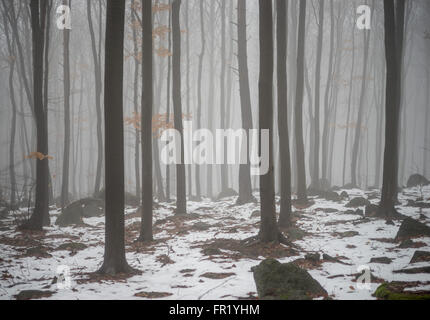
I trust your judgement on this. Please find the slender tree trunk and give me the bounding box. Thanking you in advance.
[276,0,292,227]
[294,0,308,203]
[321,1,335,183]
[87,1,103,196]
[195,0,205,201]
[139,0,153,242]
[172,0,186,214]
[342,20,356,187]
[61,0,71,209]
[311,0,325,190]
[378,0,405,219]
[185,0,192,197]
[351,29,371,187]
[131,1,141,203]
[236,0,255,205]
[258,0,279,243]
[2,9,17,208]
[165,0,172,201]
[22,0,50,230]
[219,0,228,193]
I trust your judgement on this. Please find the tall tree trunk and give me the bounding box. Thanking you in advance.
[351,27,371,187]
[321,1,335,183]
[87,1,103,197]
[294,0,308,203]
[131,1,141,203]
[424,69,430,178]
[61,0,71,209]
[342,20,356,187]
[3,9,17,207]
[185,0,192,197]
[165,0,172,201]
[22,0,50,230]
[258,0,279,243]
[139,0,153,242]
[378,0,405,219]
[98,0,133,275]
[311,0,325,190]
[195,0,205,201]
[219,0,228,193]
[172,0,186,215]
[276,0,292,227]
[236,0,255,205]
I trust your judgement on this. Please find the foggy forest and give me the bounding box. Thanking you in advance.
[0,0,430,301]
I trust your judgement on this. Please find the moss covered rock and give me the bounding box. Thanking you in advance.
[374,283,430,300]
[252,259,327,300]
[345,197,370,208]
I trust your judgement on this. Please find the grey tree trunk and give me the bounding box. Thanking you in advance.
[87,1,103,197]
[172,0,187,214]
[258,0,279,243]
[311,0,325,190]
[294,0,308,203]
[236,0,255,205]
[276,0,292,227]
[139,0,154,242]
[61,0,71,209]
[98,0,133,275]
[378,0,405,218]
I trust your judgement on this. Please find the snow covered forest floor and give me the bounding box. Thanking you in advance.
[1,186,430,300]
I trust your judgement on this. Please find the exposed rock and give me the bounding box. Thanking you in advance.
[398,239,426,249]
[202,247,222,256]
[374,282,430,300]
[56,198,103,227]
[409,251,430,264]
[81,199,104,218]
[192,222,212,231]
[56,242,87,252]
[315,208,338,213]
[393,266,430,274]
[305,253,320,262]
[217,188,238,200]
[322,191,342,202]
[395,217,430,241]
[345,197,370,208]
[370,257,393,264]
[252,259,328,300]
[406,174,429,188]
[25,246,52,258]
[134,291,173,299]
[250,210,260,218]
[15,290,55,300]
[332,231,360,238]
[340,191,349,200]
[407,199,430,209]
[200,272,235,279]
[365,204,379,217]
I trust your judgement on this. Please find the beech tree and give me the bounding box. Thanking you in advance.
[98,0,133,275]
[139,0,153,242]
[377,0,405,219]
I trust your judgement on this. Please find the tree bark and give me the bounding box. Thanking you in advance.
[139,0,153,242]
[98,0,133,275]
[236,0,255,205]
[378,0,405,219]
[276,0,292,227]
[61,0,71,209]
[294,0,308,203]
[172,0,186,214]
[258,0,279,242]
